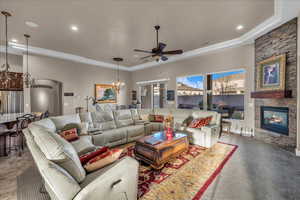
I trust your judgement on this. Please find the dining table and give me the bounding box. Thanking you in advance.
[0,113,31,156]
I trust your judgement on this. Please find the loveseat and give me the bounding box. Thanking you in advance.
[24,108,220,200]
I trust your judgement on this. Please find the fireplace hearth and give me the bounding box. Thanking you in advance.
[261,106,289,135]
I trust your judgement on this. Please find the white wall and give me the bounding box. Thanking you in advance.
[23,54,132,115]
[132,44,255,128]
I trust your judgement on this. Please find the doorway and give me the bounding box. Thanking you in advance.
[139,82,166,109]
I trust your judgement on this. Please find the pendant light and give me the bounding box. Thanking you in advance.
[23,34,34,88]
[0,11,13,84]
[112,57,125,93]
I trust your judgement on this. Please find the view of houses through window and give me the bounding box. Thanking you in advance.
[177,75,204,109]
[176,69,246,120]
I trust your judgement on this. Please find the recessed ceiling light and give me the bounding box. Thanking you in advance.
[71,25,79,31]
[134,54,139,58]
[236,25,244,30]
[25,21,39,28]
[11,38,18,43]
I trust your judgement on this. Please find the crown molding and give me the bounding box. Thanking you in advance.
[2,0,300,72]
[130,0,300,71]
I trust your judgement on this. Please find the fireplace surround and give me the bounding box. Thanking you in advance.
[260,106,289,135]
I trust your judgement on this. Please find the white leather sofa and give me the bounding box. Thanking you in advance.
[24,108,220,200]
[24,118,139,200]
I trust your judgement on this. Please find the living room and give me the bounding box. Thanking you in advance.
[1,0,300,200]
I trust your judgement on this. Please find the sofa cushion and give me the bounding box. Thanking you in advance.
[114,110,134,128]
[130,109,141,121]
[50,114,81,131]
[102,127,127,143]
[31,118,56,132]
[28,125,86,183]
[79,112,94,129]
[125,125,144,138]
[138,109,153,121]
[71,135,96,156]
[91,111,116,131]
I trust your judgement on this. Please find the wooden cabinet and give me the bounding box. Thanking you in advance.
[0,72,23,91]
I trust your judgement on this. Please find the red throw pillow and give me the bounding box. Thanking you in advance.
[188,116,212,129]
[84,148,123,172]
[154,115,164,122]
[79,146,109,165]
[59,128,79,142]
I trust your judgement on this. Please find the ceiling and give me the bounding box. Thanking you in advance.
[0,0,274,67]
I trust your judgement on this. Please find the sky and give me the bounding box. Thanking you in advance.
[177,75,204,89]
[177,69,245,89]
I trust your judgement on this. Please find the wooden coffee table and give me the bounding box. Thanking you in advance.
[134,132,189,169]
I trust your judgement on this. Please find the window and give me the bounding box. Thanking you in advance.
[209,70,246,119]
[176,75,204,109]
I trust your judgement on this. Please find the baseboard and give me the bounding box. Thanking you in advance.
[295,148,300,156]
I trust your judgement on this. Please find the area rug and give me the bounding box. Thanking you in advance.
[120,142,238,200]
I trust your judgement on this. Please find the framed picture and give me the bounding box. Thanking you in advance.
[256,54,286,91]
[95,84,117,103]
[167,90,175,101]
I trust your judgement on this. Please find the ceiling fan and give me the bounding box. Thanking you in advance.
[134,25,183,62]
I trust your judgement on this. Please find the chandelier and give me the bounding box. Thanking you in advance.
[112,57,125,93]
[23,34,34,88]
[0,11,14,84]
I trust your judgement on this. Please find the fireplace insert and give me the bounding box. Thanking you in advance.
[260,106,289,135]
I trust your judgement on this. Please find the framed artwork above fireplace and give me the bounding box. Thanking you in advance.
[256,54,286,91]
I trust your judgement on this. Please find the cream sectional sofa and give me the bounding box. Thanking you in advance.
[24,108,220,200]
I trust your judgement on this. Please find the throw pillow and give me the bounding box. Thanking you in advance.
[84,149,123,172]
[61,123,82,134]
[149,115,164,122]
[189,116,213,129]
[59,128,79,142]
[148,114,155,122]
[79,146,109,165]
[182,116,194,127]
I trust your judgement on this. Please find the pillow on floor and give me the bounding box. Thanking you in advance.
[79,146,109,165]
[84,149,123,172]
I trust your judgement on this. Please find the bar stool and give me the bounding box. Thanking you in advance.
[0,125,10,156]
[8,116,30,156]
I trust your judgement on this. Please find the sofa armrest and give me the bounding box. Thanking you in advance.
[202,124,220,137]
[74,157,139,200]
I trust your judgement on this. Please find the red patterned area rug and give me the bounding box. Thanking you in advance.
[119,142,238,200]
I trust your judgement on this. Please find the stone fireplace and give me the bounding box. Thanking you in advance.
[254,18,297,149]
[260,106,289,136]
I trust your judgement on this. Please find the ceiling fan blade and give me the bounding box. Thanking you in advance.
[161,56,168,61]
[134,49,152,53]
[140,55,154,60]
[158,42,167,51]
[162,50,183,55]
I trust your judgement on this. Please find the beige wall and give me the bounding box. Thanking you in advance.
[0,53,23,72]
[132,44,255,127]
[24,54,132,115]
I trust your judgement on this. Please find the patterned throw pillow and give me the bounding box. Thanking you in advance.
[79,146,109,165]
[59,128,79,142]
[188,116,213,129]
[61,123,82,134]
[84,149,123,172]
